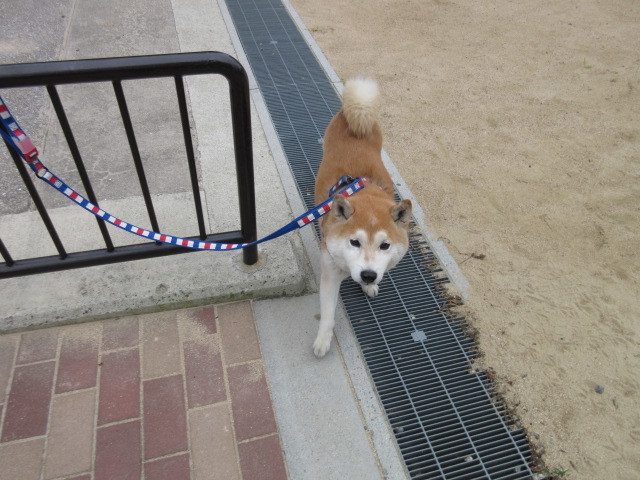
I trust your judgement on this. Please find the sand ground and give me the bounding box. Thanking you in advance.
[291,1,640,478]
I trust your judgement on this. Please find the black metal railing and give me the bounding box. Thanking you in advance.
[0,51,258,278]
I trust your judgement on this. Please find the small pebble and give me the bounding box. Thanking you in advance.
[595,385,604,394]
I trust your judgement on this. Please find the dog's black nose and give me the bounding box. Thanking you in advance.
[360,270,377,285]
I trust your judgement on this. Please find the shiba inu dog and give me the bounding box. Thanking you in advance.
[313,78,413,357]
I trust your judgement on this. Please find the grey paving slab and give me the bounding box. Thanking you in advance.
[253,294,383,480]
[62,0,179,60]
[37,79,193,209]
[0,1,72,66]
[1,0,191,214]
[0,0,71,213]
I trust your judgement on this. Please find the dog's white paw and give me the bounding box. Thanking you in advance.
[362,284,379,298]
[313,331,332,357]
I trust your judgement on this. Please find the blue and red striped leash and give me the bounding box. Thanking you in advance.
[0,95,366,251]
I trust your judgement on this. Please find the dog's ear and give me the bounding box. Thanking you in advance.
[332,195,354,221]
[391,199,412,227]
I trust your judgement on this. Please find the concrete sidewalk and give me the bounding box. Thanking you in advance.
[0,1,408,479]
[0,0,312,331]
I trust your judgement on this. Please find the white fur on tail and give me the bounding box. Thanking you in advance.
[342,78,379,138]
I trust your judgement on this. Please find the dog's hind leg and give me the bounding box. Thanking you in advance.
[313,251,344,357]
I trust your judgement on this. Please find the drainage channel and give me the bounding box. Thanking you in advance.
[224,0,540,478]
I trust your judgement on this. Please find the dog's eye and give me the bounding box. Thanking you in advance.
[380,241,390,251]
[350,239,361,248]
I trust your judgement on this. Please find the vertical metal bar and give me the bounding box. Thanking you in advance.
[0,237,14,266]
[174,75,206,239]
[112,80,160,234]
[2,136,67,259]
[47,85,115,251]
[227,70,258,265]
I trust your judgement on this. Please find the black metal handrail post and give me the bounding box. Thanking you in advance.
[227,65,258,265]
[175,75,208,241]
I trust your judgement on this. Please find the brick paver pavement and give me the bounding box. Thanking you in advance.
[0,301,288,480]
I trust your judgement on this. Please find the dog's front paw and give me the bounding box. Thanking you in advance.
[362,284,379,298]
[313,331,333,357]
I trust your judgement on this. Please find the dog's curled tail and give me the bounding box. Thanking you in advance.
[342,77,379,138]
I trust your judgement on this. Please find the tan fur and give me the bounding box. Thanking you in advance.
[321,190,410,246]
[315,96,410,247]
[341,77,379,138]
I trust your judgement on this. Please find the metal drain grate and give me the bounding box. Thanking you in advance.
[225,0,540,478]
